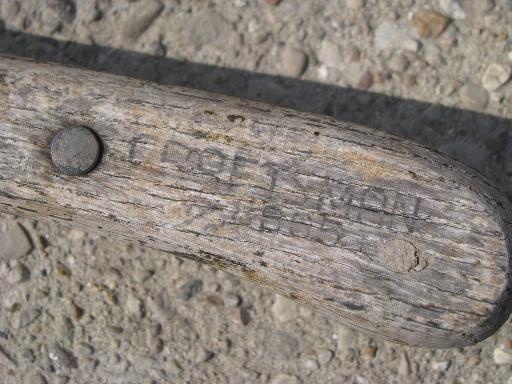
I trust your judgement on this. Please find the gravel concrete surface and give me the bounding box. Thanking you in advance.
[0,1,511,383]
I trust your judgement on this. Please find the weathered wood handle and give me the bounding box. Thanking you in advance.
[0,56,511,348]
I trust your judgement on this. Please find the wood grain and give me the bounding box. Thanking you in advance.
[0,56,511,347]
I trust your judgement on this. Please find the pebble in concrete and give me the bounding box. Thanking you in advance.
[280,46,308,77]
[271,294,299,322]
[459,83,489,109]
[0,222,32,260]
[482,63,511,91]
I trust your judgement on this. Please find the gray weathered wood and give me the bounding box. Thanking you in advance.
[0,56,511,348]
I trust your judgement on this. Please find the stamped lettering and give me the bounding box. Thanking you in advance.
[125,134,425,248]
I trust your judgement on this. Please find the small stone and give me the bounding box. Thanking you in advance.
[2,1,20,19]
[473,0,495,13]
[318,40,344,69]
[271,294,299,322]
[22,348,35,363]
[58,316,74,344]
[0,222,32,260]
[440,31,458,46]
[196,348,214,363]
[85,4,102,23]
[75,343,94,358]
[108,354,129,374]
[147,290,176,321]
[55,263,72,278]
[270,374,299,384]
[0,261,7,277]
[459,83,489,109]
[28,373,48,384]
[265,0,281,5]
[104,267,122,289]
[121,0,163,41]
[374,21,403,51]
[223,293,241,308]
[178,279,203,301]
[317,65,329,80]
[356,71,373,90]
[346,0,365,9]
[347,45,361,62]
[404,74,417,88]
[147,337,164,355]
[496,32,509,42]
[184,9,233,50]
[133,269,155,283]
[299,306,313,317]
[147,323,162,338]
[55,376,70,384]
[49,344,78,370]
[7,262,30,284]
[280,46,308,77]
[47,0,76,23]
[467,352,481,368]
[205,294,224,307]
[227,307,251,326]
[494,346,512,365]
[302,358,320,371]
[67,229,85,241]
[336,324,358,350]
[9,302,21,313]
[316,348,334,365]
[92,283,112,301]
[71,302,84,321]
[108,325,124,334]
[439,78,462,96]
[411,10,451,39]
[398,353,411,375]
[424,44,442,67]
[361,346,377,360]
[125,294,144,318]
[387,54,409,73]
[168,358,182,373]
[372,71,386,85]
[439,0,467,19]
[482,63,511,91]
[432,360,451,371]
[462,0,495,15]
[246,18,269,45]
[15,308,41,329]
[0,345,17,369]
[402,38,421,53]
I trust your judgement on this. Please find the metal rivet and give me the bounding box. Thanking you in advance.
[50,126,102,176]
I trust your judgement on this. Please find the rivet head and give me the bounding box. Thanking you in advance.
[50,127,102,176]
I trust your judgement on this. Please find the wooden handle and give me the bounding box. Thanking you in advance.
[0,56,511,348]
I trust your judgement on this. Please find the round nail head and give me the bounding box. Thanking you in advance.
[51,126,102,176]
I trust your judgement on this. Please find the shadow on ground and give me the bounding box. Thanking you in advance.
[1,28,510,199]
